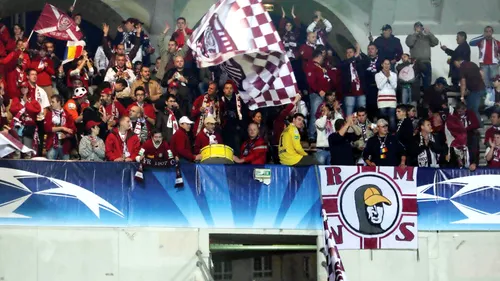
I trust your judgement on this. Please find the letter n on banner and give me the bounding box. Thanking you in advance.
[319,165,418,250]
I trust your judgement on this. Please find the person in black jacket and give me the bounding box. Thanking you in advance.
[370,24,404,70]
[409,119,447,167]
[364,118,406,167]
[440,31,471,89]
[362,43,383,119]
[161,55,198,116]
[339,44,369,116]
[328,116,358,165]
[395,104,415,149]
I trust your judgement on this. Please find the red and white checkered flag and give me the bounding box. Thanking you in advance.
[187,0,298,110]
[322,208,349,281]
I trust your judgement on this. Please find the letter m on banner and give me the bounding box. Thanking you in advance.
[33,4,83,41]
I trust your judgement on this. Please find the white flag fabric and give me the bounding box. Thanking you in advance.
[0,133,34,158]
[322,208,349,281]
[187,0,298,110]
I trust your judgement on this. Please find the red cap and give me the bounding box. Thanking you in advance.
[492,74,500,82]
[101,87,113,95]
[19,81,29,88]
[168,81,179,89]
[85,121,101,131]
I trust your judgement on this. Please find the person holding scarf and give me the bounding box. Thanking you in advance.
[191,81,220,135]
[128,105,148,143]
[315,103,338,165]
[279,5,301,60]
[339,43,367,117]
[194,115,223,154]
[104,54,136,85]
[44,95,76,160]
[233,123,267,165]
[220,80,247,155]
[409,119,446,167]
[105,116,141,162]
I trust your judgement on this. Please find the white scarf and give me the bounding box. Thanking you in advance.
[119,131,130,158]
[350,62,361,91]
[131,119,144,136]
[478,37,499,64]
[204,128,218,144]
[417,133,438,167]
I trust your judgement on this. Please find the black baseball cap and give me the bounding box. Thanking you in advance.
[381,24,392,31]
[435,77,448,86]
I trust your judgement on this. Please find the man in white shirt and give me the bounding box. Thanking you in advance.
[306,11,332,46]
[27,68,50,155]
[104,54,136,85]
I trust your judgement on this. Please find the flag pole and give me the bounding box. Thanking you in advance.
[27,30,35,42]
[72,0,78,8]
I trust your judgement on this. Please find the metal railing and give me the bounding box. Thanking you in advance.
[196,250,214,281]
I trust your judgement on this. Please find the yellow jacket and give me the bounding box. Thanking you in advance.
[278,124,307,165]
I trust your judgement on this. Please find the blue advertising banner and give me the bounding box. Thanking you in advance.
[0,160,322,229]
[417,168,500,231]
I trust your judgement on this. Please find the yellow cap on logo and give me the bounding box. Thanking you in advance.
[364,187,392,206]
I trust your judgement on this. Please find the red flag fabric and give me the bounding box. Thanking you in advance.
[187,0,298,110]
[33,4,83,41]
[0,133,34,158]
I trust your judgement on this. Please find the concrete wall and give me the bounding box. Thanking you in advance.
[1,227,500,281]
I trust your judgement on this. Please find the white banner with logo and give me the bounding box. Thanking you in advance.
[319,165,418,250]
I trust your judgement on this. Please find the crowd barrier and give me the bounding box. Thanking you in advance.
[0,160,499,231]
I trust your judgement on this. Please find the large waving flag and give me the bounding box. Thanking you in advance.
[63,41,86,64]
[322,208,349,281]
[0,133,34,158]
[187,0,298,110]
[33,4,83,41]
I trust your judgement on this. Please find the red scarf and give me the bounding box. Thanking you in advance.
[166,108,178,134]
[196,94,220,135]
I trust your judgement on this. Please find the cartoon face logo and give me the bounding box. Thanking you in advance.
[339,174,400,237]
[355,185,392,235]
[57,14,73,31]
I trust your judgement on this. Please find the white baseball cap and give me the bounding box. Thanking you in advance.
[179,116,194,124]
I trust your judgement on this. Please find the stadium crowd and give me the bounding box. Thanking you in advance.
[0,5,499,170]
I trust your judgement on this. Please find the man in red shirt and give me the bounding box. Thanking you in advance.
[170,116,202,162]
[299,32,318,73]
[455,57,486,124]
[105,116,141,161]
[194,115,223,154]
[30,47,55,99]
[233,123,268,165]
[100,87,127,129]
[171,17,193,48]
[485,111,500,146]
[485,131,500,167]
[137,130,173,162]
[1,40,30,99]
[127,86,156,130]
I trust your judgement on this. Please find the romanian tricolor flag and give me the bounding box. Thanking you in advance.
[63,40,86,64]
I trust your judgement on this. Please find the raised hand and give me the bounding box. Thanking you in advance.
[117,25,123,33]
[102,23,109,35]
